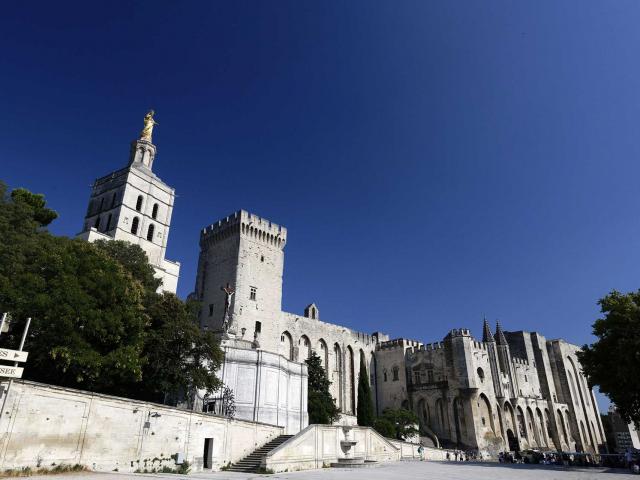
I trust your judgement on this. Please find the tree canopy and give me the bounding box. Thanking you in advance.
[306,351,340,424]
[578,290,640,427]
[374,408,419,440]
[356,355,375,427]
[0,182,223,402]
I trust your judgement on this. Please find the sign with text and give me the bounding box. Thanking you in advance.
[0,348,28,363]
[0,366,23,379]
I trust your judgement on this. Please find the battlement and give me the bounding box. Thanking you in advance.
[448,328,472,338]
[200,210,288,249]
[418,342,445,351]
[512,357,529,366]
[378,338,422,351]
[472,341,488,350]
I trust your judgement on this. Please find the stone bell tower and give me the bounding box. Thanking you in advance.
[78,111,180,293]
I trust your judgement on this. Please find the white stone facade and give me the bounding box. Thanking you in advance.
[194,344,308,434]
[78,137,180,293]
[194,210,390,419]
[373,322,607,457]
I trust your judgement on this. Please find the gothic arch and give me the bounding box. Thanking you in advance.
[346,346,355,414]
[453,397,466,446]
[280,331,293,361]
[333,343,343,410]
[536,408,547,446]
[317,338,328,372]
[131,216,139,235]
[526,406,539,446]
[370,352,378,415]
[435,397,448,437]
[557,409,569,444]
[478,393,494,434]
[568,356,596,451]
[136,195,143,212]
[299,335,311,361]
[516,406,527,440]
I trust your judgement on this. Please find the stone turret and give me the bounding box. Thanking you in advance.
[482,319,494,343]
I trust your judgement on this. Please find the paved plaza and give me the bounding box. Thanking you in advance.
[32,461,638,480]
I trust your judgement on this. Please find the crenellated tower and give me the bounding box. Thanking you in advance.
[194,210,287,340]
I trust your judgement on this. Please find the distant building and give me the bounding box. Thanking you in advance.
[77,112,180,293]
[601,407,640,453]
[375,323,607,456]
[194,210,605,453]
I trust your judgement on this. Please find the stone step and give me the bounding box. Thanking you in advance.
[229,434,296,472]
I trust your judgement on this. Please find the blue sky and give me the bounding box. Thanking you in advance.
[1,2,638,407]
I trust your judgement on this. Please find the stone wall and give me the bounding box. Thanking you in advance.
[264,425,399,473]
[0,381,283,472]
[194,344,308,434]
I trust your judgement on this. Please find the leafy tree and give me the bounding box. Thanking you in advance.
[374,408,419,440]
[356,355,375,426]
[306,351,340,424]
[93,239,161,293]
[578,290,640,427]
[0,182,223,402]
[0,184,147,391]
[373,417,396,438]
[132,294,223,403]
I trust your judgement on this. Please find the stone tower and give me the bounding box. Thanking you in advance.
[194,210,287,343]
[78,112,180,293]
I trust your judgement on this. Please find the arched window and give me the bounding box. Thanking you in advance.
[477,367,485,382]
[299,335,311,361]
[280,331,293,361]
[392,366,400,381]
[152,203,158,219]
[99,197,104,211]
[147,224,155,241]
[111,192,117,208]
[136,195,143,212]
[94,216,101,229]
[131,217,139,235]
[106,213,112,231]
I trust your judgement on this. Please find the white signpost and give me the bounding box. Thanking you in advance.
[0,348,28,363]
[0,366,23,379]
[0,314,30,380]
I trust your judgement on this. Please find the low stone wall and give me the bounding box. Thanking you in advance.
[0,381,283,472]
[264,425,399,473]
[389,440,454,461]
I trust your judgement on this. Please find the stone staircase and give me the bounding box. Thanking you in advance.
[227,434,294,473]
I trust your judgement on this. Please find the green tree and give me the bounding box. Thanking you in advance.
[93,239,161,293]
[578,290,640,427]
[356,355,375,426]
[374,408,419,440]
[0,184,147,391]
[306,351,340,424]
[0,183,223,402]
[134,294,224,403]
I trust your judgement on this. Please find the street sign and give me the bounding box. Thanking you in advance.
[0,348,28,363]
[0,366,23,379]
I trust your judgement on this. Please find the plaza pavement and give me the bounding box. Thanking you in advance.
[29,461,638,480]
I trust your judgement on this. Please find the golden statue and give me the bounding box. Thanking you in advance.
[140,110,158,142]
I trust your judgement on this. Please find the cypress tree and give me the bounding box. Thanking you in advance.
[357,355,375,426]
[306,352,339,424]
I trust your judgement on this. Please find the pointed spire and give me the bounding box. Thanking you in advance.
[482,318,494,343]
[494,321,508,346]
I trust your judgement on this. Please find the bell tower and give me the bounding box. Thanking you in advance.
[78,111,180,293]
